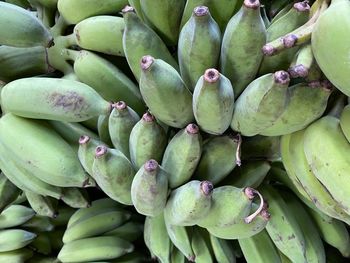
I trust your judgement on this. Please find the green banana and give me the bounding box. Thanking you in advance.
[140,0,185,45]
[33,0,57,9]
[240,135,281,161]
[0,248,33,263]
[58,236,134,263]
[21,215,54,232]
[170,246,186,263]
[139,55,193,128]
[102,221,143,242]
[61,187,90,208]
[0,45,52,82]
[65,49,145,115]
[238,229,281,263]
[282,190,326,263]
[259,1,310,74]
[194,135,239,185]
[0,114,90,187]
[178,6,221,91]
[47,228,65,252]
[220,0,266,95]
[144,213,172,263]
[131,159,168,216]
[311,0,350,96]
[122,6,178,81]
[0,229,36,252]
[5,0,31,8]
[303,115,350,214]
[78,135,105,176]
[0,205,35,229]
[307,207,350,258]
[92,145,135,205]
[52,206,76,227]
[128,0,144,21]
[108,101,140,159]
[209,234,236,263]
[1,77,112,122]
[97,114,112,146]
[57,0,128,24]
[340,104,350,142]
[191,227,213,263]
[129,112,167,170]
[288,43,314,78]
[164,180,213,226]
[63,208,131,243]
[29,232,52,255]
[161,123,202,188]
[0,2,53,47]
[25,191,58,218]
[260,81,332,136]
[49,120,99,145]
[230,71,290,136]
[222,161,271,188]
[0,173,20,213]
[68,16,125,56]
[259,184,307,263]
[270,2,293,24]
[193,68,234,134]
[267,0,290,18]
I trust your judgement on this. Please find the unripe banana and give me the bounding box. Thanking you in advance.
[0,205,35,229]
[140,0,185,45]
[164,180,213,226]
[0,229,36,252]
[128,0,144,20]
[260,81,332,136]
[340,104,350,142]
[131,159,168,216]
[231,71,290,136]
[193,69,234,134]
[29,232,52,255]
[58,236,134,263]
[0,2,53,47]
[288,43,314,78]
[0,114,90,187]
[139,55,193,128]
[1,77,112,122]
[108,101,140,158]
[238,229,281,263]
[92,145,135,205]
[220,0,266,95]
[69,16,125,56]
[25,191,58,218]
[78,135,105,176]
[52,206,76,227]
[209,234,236,263]
[0,248,33,263]
[66,50,145,115]
[178,6,221,91]
[97,114,112,146]
[0,45,52,82]
[144,213,172,263]
[170,247,186,263]
[122,6,178,81]
[61,187,90,208]
[102,221,143,242]
[0,173,20,213]
[57,0,128,24]
[5,0,31,8]
[191,227,213,263]
[129,112,167,170]
[22,215,54,232]
[194,135,239,185]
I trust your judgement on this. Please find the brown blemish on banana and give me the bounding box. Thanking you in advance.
[48,91,85,111]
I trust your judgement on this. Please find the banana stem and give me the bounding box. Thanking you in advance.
[61,48,79,61]
[50,15,68,37]
[61,34,77,48]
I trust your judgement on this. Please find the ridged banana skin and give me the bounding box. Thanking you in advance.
[58,236,134,263]
[0,45,51,82]
[1,77,111,122]
[122,9,178,81]
[0,114,89,187]
[0,229,36,252]
[303,116,350,214]
[231,72,289,136]
[139,57,193,128]
[178,7,221,91]
[282,131,350,224]
[57,0,128,24]
[238,229,281,263]
[340,104,350,142]
[144,214,172,263]
[25,191,58,218]
[0,173,20,213]
[220,0,266,96]
[92,147,135,205]
[61,187,90,208]
[261,83,331,136]
[312,0,350,96]
[140,0,185,45]
[260,185,307,263]
[0,2,52,47]
[73,16,125,56]
[282,192,326,263]
[0,248,33,263]
[72,50,145,115]
[63,209,131,243]
[0,205,35,229]
[307,207,350,258]
[191,227,213,263]
[209,234,236,263]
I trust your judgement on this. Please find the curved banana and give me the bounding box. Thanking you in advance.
[21,215,54,232]
[191,227,213,263]
[97,114,112,146]
[78,135,105,176]
[209,234,236,263]
[102,221,143,242]
[25,191,58,218]
[165,223,194,261]
[0,248,33,262]
[0,229,36,252]
[29,232,52,255]
[61,187,90,208]
[0,205,35,229]
[0,173,20,213]
[288,43,314,78]
[340,104,350,142]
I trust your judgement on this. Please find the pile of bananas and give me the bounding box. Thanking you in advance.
[0,0,350,262]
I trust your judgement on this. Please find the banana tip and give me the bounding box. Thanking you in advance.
[204,68,220,83]
[142,111,155,122]
[200,180,214,196]
[194,6,209,16]
[79,135,90,145]
[283,34,297,48]
[293,1,310,12]
[186,123,199,134]
[112,101,127,111]
[95,145,108,157]
[140,55,154,70]
[262,44,276,56]
[244,0,261,9]
[144,159,159,172]
[274,70,290,85]
[122,5,134,13]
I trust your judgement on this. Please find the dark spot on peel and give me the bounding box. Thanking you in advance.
[288,234,295,240]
